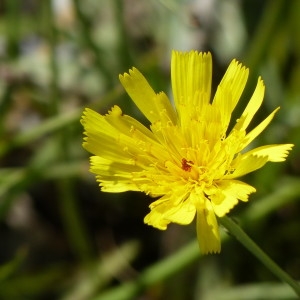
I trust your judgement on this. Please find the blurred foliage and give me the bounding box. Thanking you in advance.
[0,0,299,299]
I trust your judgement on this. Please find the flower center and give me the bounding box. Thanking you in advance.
[181,158,194,172]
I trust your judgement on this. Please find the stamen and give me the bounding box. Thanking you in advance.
[181,158,194,172]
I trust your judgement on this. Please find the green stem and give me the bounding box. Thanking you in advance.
[219,216,300,297]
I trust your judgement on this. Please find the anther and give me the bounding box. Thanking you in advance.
[181,158,194,172]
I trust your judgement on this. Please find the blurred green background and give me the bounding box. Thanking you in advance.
[0,0,299,299]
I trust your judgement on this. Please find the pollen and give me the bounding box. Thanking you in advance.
[181,158,194,172]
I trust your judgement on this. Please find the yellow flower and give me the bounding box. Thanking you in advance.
[81,50,293,254]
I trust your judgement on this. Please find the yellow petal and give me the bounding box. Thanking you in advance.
[145,193,196,229]
[241,107,280,149]
[171,51,212,108]
[82,107,168,167]
[153,92,177,125]
[210,180,256,217]
[97,178,139,193]
[90,156,141,175]
[241,144,294,162]
[225,154,269,179]
[164,201,196,225]
[196,200,221,254]
[144,209,170,230]
[81,107,113,139]
[212,59,249,131]
[89,156,142,192]
[234,77,265,132]
[119,68,157,122]
[119,68,176,124]
[226,143,293,179]
[105,106,156,139]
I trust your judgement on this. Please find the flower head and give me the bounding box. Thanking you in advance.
[81,51,293,254]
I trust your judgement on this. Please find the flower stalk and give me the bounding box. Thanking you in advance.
[219,216,300,297]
